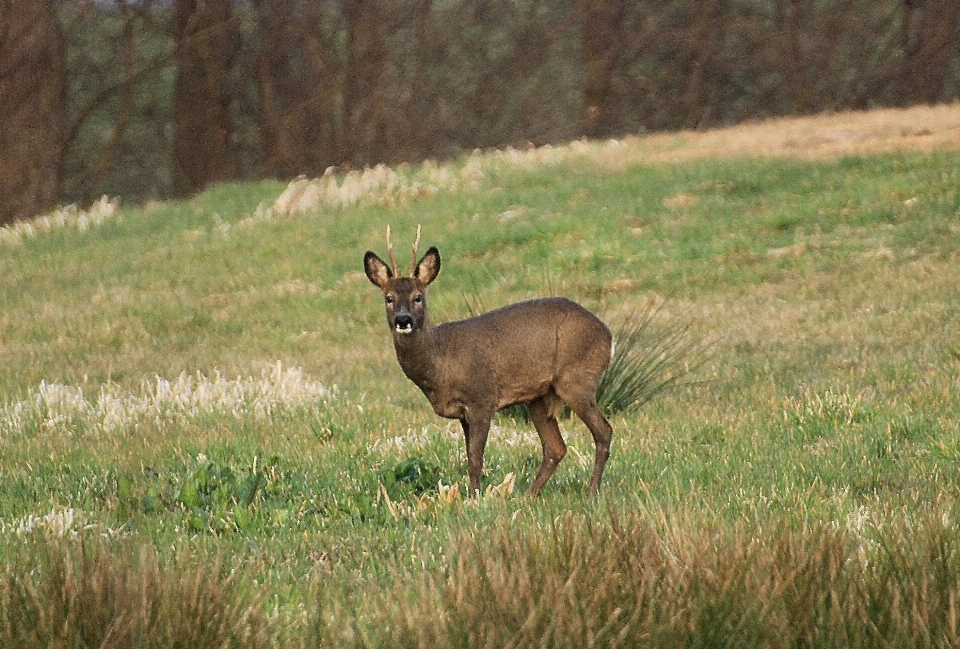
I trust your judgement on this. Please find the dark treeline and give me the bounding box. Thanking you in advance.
[2,0,959,224]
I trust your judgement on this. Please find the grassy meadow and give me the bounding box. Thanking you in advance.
[2,104,960,647]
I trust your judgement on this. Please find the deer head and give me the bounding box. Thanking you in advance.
[363,225,440,336]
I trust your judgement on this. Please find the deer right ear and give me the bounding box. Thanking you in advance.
[364,251,393,289]
[414,247,441,286]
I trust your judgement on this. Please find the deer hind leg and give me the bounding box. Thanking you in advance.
[526,391,567,497]
[556,380,612,494]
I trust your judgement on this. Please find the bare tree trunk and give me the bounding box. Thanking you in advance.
[399,0,433,159]
[254,0,304,178]
[171,0,233,197]
[0,0,66,224]
[253,0,341,178]
[581,0,623,138]
[679,0,721,129]
[898,0,960,105]
[342,0,389,166]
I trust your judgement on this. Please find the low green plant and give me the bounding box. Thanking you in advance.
[377,456,445,498]
[174,458,269,533]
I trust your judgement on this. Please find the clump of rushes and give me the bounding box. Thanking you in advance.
[597,297,714,416]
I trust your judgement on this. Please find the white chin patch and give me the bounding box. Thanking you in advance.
[395,324,413,334]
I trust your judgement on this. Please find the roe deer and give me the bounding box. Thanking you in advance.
[364,226,614,496]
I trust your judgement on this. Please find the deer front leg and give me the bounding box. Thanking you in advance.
[463,410,492,497]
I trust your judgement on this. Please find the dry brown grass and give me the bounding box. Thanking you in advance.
[0,536,269,649]
[608,102,960,168]
[311,509,960,649]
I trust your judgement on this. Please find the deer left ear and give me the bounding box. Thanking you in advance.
[414,247,441,285]
[364,251,393,289]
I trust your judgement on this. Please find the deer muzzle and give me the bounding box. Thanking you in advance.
[394,314,414,334]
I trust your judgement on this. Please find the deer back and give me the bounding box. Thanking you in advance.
[408,297,613,414]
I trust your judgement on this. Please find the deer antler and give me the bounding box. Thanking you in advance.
[386,224,399,276]
[408,224,422,275]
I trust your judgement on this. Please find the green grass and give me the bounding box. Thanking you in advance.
[2,137,960,647]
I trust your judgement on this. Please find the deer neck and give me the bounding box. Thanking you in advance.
[392,318,442,391]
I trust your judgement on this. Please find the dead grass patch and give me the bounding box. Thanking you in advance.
[605,102,960,169]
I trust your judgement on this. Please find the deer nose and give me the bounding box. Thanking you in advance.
[394,314,414,334]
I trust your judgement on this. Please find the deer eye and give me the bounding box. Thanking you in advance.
[385,295,395,305]
[413,294,423,304]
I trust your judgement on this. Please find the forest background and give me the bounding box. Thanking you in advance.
[2,0,960,225]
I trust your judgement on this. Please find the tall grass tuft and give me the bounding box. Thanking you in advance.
[0,535,269,649]
[597,298,714,415]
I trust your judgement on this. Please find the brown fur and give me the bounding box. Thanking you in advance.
[364,241,613,496]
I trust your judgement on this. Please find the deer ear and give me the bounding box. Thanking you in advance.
[364,251,393,288]
[414,247,441,285]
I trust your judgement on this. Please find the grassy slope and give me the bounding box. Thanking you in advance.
[1,104,960,646]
